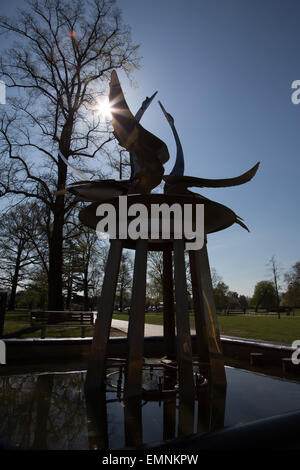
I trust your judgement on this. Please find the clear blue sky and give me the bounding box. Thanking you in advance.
[1,0,300,296]
[120,0,300,296]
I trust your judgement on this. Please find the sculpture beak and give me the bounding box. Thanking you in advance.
[158,100,167,116]
[158,100,173,124]
[147,90,158,104]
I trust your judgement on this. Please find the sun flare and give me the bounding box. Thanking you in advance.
[94,96,112,121]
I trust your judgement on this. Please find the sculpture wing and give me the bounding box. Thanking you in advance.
[130,90,158,180]
[164,162,260,190]
[66,179,131,202]
[158,101,185,176]
[109,71,169,193]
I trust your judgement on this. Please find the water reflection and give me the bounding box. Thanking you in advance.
[1,366,300,450]
[0,372,88,449]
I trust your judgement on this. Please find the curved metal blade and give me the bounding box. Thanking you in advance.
[164,162,260,189]
[109,70,169,193]
[135,90,158,122]
[130,91,158,179]
[158,100,184,176]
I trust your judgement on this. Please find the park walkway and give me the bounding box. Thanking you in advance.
[111,318,166,336]
[110,318,289,346]
[111,318,196,337]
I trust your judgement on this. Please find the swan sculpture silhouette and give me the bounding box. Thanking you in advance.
[156,100,259,231]
[63,70,259,233]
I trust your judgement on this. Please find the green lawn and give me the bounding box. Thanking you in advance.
[113,312,300,344]
[3,310,300,344]
[218,315,300,344]
[2,310,123,339]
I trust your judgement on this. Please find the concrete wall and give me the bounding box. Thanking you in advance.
[1,335,298,379]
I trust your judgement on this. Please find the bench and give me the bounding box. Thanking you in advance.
[224,309,247,315]
[30,310,95,338]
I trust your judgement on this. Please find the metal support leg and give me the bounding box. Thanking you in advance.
[85,239,123,393]
[189,251,210,364]
[163,249,175,357]
[191,243,226,387]
[173,240,195,402]
[124,239,148,400]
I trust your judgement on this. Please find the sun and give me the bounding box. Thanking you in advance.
[94,96,112,121]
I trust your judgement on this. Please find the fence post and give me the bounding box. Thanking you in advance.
[0,291,8,339]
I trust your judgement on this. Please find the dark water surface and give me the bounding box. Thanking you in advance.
[1,366,300,450]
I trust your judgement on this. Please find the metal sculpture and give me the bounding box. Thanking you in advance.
[109,71,169,194]
[64,70,259,403]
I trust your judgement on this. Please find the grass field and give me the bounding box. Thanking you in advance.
[218,315,300,344]
[113,312,300,345]
[2,310,124,339]
[2,309,300,344]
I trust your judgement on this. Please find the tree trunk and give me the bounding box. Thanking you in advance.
[8,240,23,310]
[119,286,124,312]
[39,292,46,310]
[48,197,65,310]
[47,122,73,311]
[83,268,89,310]
[65,277,72,310]
[8,271,19,310]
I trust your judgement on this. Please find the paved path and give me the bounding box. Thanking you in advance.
[111,319,167,336]
[111,319,289,346]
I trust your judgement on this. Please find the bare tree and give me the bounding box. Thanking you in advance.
[0,204,40,309]
[0,0,140,309]
[147,251,164,308]
[147,251,193,309]
[211,267,223,289]
[116,251,133,311]
[64,223,106,310]
[267,255,281,318]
